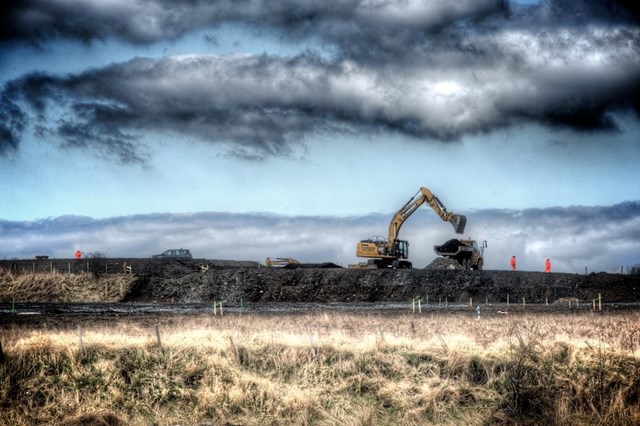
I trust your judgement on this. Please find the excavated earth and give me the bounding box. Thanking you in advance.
[125,260,640,305]
[3,258,640,310]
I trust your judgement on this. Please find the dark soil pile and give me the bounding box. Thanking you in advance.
[3,259,639,305]
[125,261,640,305]
[425,257,464,270]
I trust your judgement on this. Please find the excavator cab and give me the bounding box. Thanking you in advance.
[394,240,409,259]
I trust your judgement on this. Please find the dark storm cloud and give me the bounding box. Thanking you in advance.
[1,0,639,160]
[1,202,639,272]
[2,1,637,58]
[1,54,370,161]
[0,93,26,156]
[1,0,507,45]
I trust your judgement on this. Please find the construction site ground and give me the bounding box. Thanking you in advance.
[1,258,639,326]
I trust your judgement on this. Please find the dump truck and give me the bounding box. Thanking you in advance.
[433,239,486,270]
[354,187,466,269]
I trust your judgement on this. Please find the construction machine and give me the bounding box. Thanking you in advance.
[433,239,487,270]
[354,187,466,269]
[262,257,301,268]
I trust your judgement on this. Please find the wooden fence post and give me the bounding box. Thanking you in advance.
[155,325,163,354]
[77,325,84,357]
[229,331,240,361]
[435,331,448,353]
[599,293,602,311]
[306,324,316,357]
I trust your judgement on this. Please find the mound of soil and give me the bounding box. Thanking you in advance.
[283,262,343,269]
[126,265,640,305]
[3,259,640,305]
[425,257,464,270]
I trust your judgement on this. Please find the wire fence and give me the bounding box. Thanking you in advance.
[0,260,132,275]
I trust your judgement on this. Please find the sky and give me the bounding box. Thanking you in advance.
[1,0,639,272]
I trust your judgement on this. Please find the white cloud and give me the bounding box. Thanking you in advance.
[1,202,639,273]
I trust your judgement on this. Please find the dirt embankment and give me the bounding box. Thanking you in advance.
[126,261,640,304]
[2,259,639,304]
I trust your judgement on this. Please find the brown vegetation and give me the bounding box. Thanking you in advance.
[0,271,136,303]
[1,311,639,425]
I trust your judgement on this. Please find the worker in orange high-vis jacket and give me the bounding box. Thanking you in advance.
[544,258,551,273]
[510,255,516,271]
[75,250,82,261]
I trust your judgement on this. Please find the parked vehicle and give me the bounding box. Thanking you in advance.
[151,249,193,260]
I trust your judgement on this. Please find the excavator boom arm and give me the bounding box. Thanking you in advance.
[387,187,465,248]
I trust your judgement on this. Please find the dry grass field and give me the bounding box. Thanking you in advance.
[1,310,639,425]
[0,271,136,303]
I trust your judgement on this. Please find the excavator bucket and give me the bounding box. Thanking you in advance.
[450,214,466,234]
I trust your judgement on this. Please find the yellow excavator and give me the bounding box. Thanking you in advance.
[354,187,466,269]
